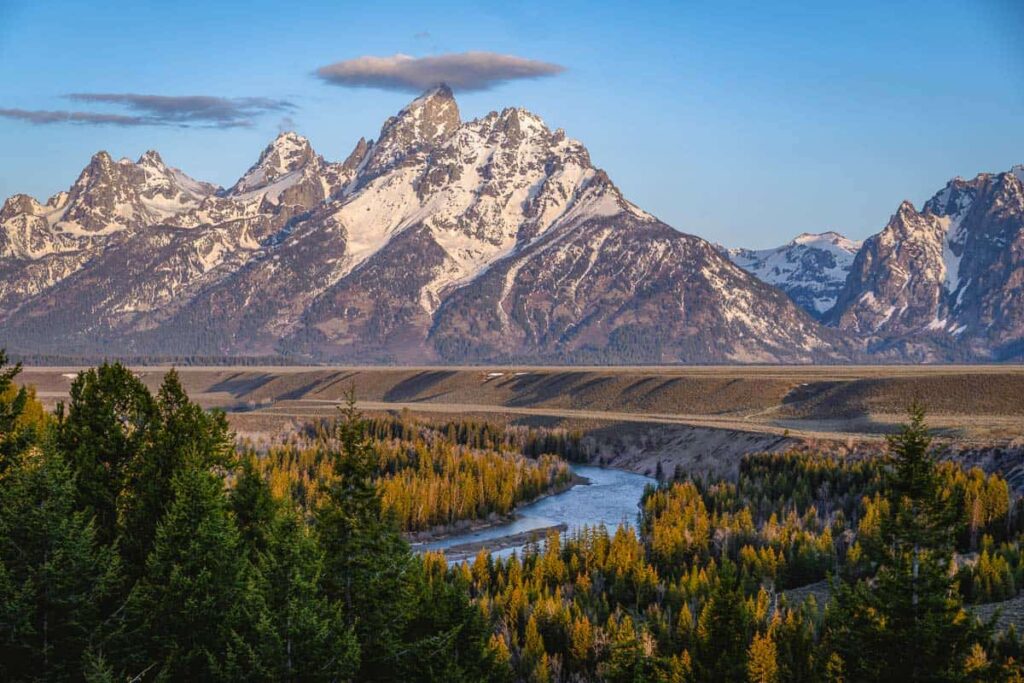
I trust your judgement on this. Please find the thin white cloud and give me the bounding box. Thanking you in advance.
[315,52,565,92]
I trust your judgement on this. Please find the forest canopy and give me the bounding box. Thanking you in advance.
[1,355,1022,681]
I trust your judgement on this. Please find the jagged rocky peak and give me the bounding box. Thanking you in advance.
[491,107,544,142]
[393,83,461,139]
[879,200,940,241]
[342,137,371,171]
[1,194,44,218]
[137,149,165,167]
[230,131,317,194]
[135,149,218,201]
[823,163,1024,359]
[923,177,975,218]
[35,147,215,234]
[364,84,461,173]
[825,201,951,336]
[924,164,1024,220]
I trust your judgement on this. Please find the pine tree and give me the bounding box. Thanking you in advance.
[825,405,985,682]
[230,455,280,561]
[118,464,270,679]
[0,350,33,475]
[57,363,157,544]
[747,631,779,683]
[695,563,751,683]
[401,554,499,682]
[316,393,416,680]
[119,369,234,577]
[0,442,121,681]
[259,501,359,681]
[488,633,514,683]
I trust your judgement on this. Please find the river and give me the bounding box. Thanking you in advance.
[416,464,657,562]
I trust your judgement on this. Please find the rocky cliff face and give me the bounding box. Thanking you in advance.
[0,88,1019,363]
[824,166,1024,360]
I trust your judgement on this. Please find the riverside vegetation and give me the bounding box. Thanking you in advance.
[2,354,1024,681]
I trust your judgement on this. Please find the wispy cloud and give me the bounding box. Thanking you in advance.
[315,52,565,93]
[0,94,294,128]
[0,108,149,126]
[66,94,293,126]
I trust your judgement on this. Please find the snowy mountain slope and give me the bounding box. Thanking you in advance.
[56,150,216,236]
[0,133,354,351]
[429,174,843,363]
[0,151,219,307]
[723,231,861,318]
[127,88,839,363]
[0,87,1019,363]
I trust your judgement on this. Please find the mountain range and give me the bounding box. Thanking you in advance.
[1,86,1021,363]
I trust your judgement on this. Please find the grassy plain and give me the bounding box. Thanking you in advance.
[20,365,1023,454]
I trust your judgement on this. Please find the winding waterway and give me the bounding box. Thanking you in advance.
[417,465,657,561]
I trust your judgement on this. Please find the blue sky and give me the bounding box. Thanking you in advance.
[0,0,1021,247]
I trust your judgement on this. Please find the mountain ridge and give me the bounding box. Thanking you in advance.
[0,89,1020,363]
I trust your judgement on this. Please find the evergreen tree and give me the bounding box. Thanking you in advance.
[316,393,416,680]
[118,464,270,680]
[0,441,121,681]
[57,364,157,544]
[119,369,233,577]
[600,614,646,683]
[747,630,779,683]
[695,563,751,683]
[401,555,498,682]
[259,502,359,681]
[0,350,33,475]
[825,405,985,682]
[230,456,279,562]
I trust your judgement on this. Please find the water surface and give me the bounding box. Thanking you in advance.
[419,464,656,559]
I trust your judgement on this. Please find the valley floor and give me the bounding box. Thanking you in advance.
[22,364,1024,483]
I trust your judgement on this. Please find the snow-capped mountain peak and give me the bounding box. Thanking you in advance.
[1,87,1019,363]
[724,230,861,317]
[791,230,860,252]
[825,163,1024,358]
[362,84,461,176]
[229,132,316,194]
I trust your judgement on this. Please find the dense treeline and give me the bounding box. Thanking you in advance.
[5,353,314,367]
[304,413,590,463]
[447,409,1024,682]
[248,424,572,532]
[0,356,501,681]
[4,353,1024,681]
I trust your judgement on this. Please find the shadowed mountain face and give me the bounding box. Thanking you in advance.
[0,88,1020,363]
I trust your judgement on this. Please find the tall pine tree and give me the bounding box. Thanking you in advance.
[316,394,416,680]
[0,350,33,476]
[234,459,360,680]
[825,405,986,681]
[57,364,157,545]
[119,369,233,578]
[118,464,271,680]
[0,441,121,681]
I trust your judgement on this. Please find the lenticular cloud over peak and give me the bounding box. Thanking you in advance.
[315,52,565,92]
